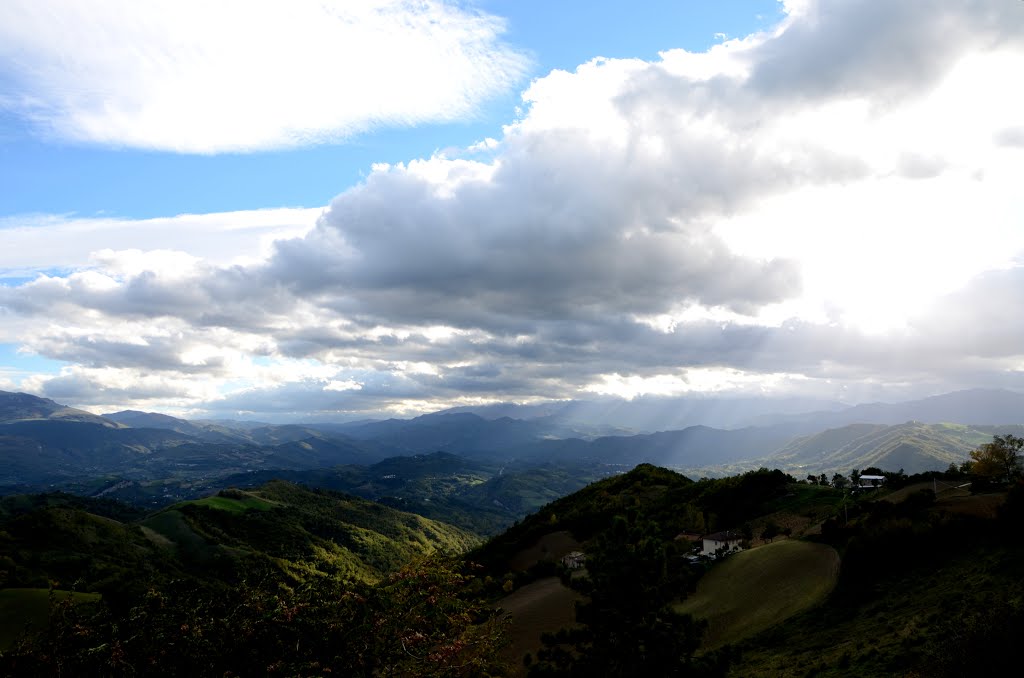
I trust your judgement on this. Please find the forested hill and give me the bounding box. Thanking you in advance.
[0,483,504,676]
[0,480,477,598]
[471,464,794,572]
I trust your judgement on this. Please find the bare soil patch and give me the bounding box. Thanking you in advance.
[498,576,583,673]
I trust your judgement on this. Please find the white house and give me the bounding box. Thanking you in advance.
[858,474,886,488]
[701,530,744,557]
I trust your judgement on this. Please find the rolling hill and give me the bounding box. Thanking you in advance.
[765,422,994,475]
[0,480,478,599]
[140,481,477,582]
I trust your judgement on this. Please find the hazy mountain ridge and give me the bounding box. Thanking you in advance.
[0,390,119,428]
[4,388,1024,507]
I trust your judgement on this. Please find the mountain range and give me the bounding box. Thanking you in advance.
[2,388,1023,517]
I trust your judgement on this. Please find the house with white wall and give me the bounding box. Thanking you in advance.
[701,530,744,557]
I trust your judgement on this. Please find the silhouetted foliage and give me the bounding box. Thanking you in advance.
[530,514,726,677]
[1,559,509,677]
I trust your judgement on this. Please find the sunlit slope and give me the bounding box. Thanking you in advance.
[141,481,478,582]
[676,540,839,649]
[768,422,993,474]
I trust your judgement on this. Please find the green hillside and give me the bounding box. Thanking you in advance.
[728,484,1024,677]
[3,455,1021,676]
[141,481,478,583]
[676,540,839,649]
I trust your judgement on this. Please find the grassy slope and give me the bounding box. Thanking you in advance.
[190,493,276,513]
[0,589,100,651]
[676,540,839,649]
[729,543,1024,677]
[142,481,479,583]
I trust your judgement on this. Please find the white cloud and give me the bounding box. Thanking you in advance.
[0,0,528,153]
[5,0,1024,417]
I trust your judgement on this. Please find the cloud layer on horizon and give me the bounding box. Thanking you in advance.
[2,0,1024,418]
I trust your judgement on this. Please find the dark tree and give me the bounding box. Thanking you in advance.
[530,515,725,677]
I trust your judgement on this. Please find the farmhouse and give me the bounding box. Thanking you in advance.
[562,551,586,569]
[701,530,744,557]
[858,474,886,488]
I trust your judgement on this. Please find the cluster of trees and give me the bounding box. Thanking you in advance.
[963,434,1023,488]
[527,514,727,677]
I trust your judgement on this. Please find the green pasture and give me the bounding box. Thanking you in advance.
[676,540,839,649]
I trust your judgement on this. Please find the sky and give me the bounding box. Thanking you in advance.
[1,0,1023,421]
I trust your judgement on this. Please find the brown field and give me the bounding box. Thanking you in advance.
[498,576,583,673]
[936,491,1005,518]
[508,530,582,571]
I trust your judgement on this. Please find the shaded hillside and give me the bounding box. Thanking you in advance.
[104,409,247,443]
[0,490,507,677]
[516,424,801,467]
[0,422,383,491]
[326,412,550,456]
[0,501,178,600]
[213,453,612,536]
[106,409,394,455]
[729,483,1024,677]
[472,464,796,573]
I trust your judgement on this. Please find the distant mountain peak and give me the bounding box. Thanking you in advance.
[0,389,118,427]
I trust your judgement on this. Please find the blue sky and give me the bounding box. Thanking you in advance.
[0,1,781,219]
[1,0,1023,419]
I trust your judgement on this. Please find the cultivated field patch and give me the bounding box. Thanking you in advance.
[498,576,583,673]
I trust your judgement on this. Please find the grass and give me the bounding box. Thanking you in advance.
[189,494,275,514]
[728,543,1024,677]
[139,509,209,556]
[676,540,840,650]
[0,588,101,651]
